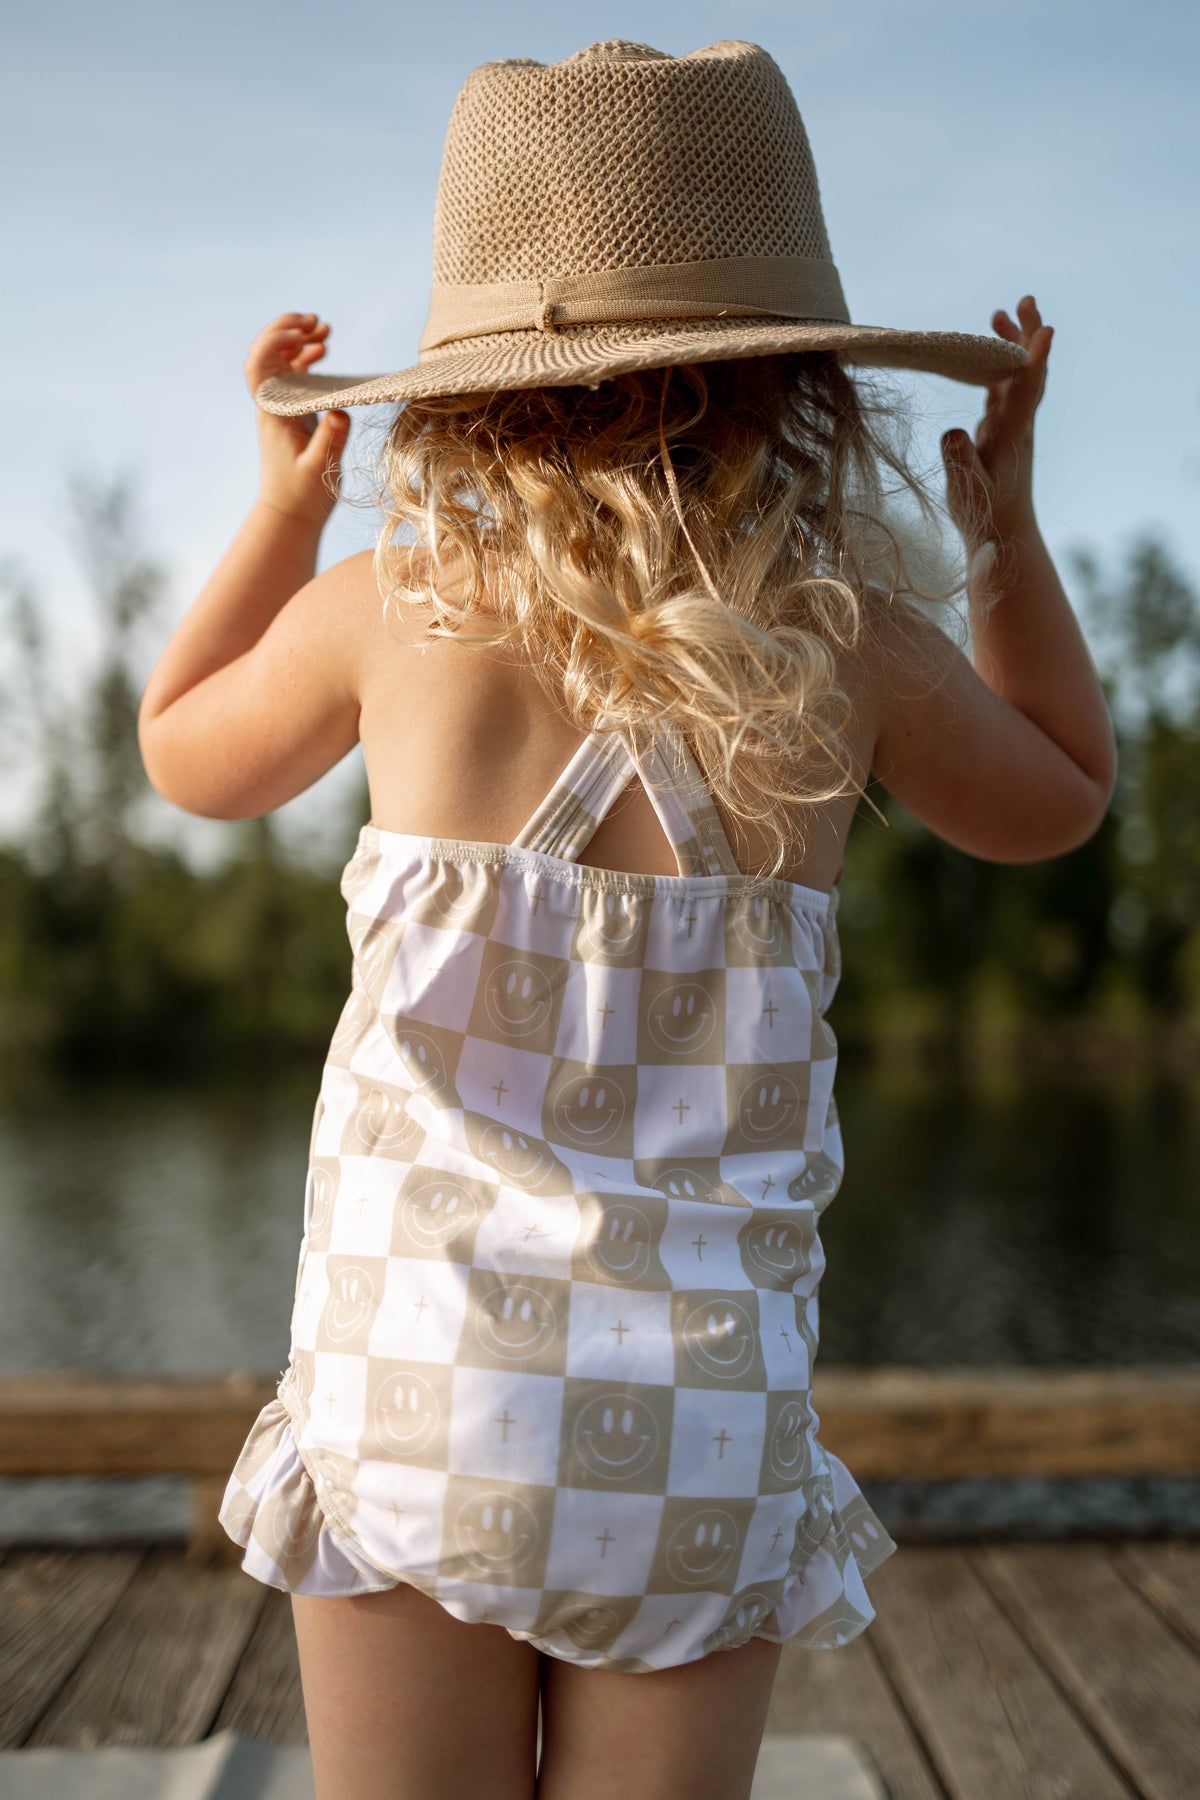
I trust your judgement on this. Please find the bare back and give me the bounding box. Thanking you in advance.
[354,552,876,891]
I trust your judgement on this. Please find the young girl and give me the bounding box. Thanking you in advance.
[139,40,1115,1800]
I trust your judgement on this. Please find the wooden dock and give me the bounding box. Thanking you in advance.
[2,1367,1197,1796]
[1,1537,1197,1796]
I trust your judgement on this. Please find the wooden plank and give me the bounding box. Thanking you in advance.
[815,1367,1200,1478]
[0,1373,275,1477]
[212,1590,308,1744]
[5,1368,1198,1479]
[866,1547,1134,1800]
[979,1543,1200,1800]
[26,1545,268,1747]
[767,1631,943,1800]
[0,1549,145,1747]
[1114,1542,1200,1659]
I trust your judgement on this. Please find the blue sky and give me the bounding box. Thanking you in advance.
[3,0,1197,864]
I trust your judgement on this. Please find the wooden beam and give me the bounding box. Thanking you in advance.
[814,1366,1200,1478]
[1,1366,1198,1480]
[0,1373,276,1477]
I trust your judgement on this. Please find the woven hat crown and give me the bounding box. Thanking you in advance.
[417,39,854,354]
[433,40,835,286]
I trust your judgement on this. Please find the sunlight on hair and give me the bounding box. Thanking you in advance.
[360,353,969,882]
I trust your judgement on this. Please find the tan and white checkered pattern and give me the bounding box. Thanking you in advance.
[220,724,896,1670]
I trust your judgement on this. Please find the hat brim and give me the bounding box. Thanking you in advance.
[255,316,1026,415]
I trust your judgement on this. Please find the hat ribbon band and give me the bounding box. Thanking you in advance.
[418,254,850,353]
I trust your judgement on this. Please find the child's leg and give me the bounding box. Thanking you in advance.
[535,1635,782,1800]
[292,1584,542,1800]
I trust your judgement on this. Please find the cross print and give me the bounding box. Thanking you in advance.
[712,1427,732,1460]
[392,1502,406,1525]
[771,1526,785,1552]
[762,998,779,1028]
[681,907,698,938]
[663,1618,683,1635]
[521,1222,543,1242]
[324,1390,337,1420]
[779,1326,792,1351]
[594,1528,616,1559]
[673,1097,690,1126]
[529,890,543,915]
[491,1077,509,1105]
[610,1319,630,1345]
[692,1232,708,1261]
[300,1283,312,1305]
[596,1000,613,1029]
[356,1194,369,1219]
[413,1294,430,1323]
[760,1173,776,1200]
[495,1409,516,1442]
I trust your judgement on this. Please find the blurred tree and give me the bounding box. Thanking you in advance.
[64,472,169,875]
[1070,534,1200,1019]
[0,482,1197,1081]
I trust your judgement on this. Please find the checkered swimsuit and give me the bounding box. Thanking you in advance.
[220,723,896,1670]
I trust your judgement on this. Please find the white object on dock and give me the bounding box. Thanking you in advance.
[0,1729,888,1799]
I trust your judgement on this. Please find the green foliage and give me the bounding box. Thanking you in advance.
[0,474,1197,1081]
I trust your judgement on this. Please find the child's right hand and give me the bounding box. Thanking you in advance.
[941,294,1054,547]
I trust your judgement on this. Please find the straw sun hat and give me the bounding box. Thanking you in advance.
[255,38,1027,416]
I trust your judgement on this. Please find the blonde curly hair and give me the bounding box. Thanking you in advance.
[368,352,964,881]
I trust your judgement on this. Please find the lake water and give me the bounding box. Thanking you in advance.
[3,1059,1197,1540]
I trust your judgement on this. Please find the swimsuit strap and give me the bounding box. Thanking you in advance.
[511,722,743,878]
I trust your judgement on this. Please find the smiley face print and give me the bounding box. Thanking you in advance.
[737,1212,815,1290]
[317,1257,383,1351]
[786,1151,842,1209]
[574,1192,669,1290]
[702,1588,777,1654]
[762,1395,815,1490]
[387,1022,458,1105]
[532,1590,643,1652]
[547,1066,634,1154]
[477,1285,556,1361]
[639,972,722,1063]
[348,916,405,1004]
[423,860,496,928]
[252,1479,321,1587]
[393,1168,494,1262]
[482,957,557,1044]
[675,1293,764,1387]
[639,1160,750,1208]
[453,1489,541,1581]
[732,1070,803,1148]
[557,1603,624,1650]
[652,1502,750,1592]
[463,1270,568,1376]
[304,1162,336,1248]
[372,1367,443,1461]
[573,888,648,965]
[347,1081,424,1159]
[727,892,789,965]
[464,1114,575,1195]
[563,1380,671,1488]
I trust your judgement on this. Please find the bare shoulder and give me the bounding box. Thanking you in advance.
[331,543,431,680]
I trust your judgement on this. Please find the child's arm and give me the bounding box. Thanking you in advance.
[868,295,1118,863]
[139,315,366,820]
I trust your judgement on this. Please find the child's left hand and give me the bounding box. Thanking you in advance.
[245,312,351,528]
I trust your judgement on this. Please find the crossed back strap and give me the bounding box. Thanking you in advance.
[510,723,742,879]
